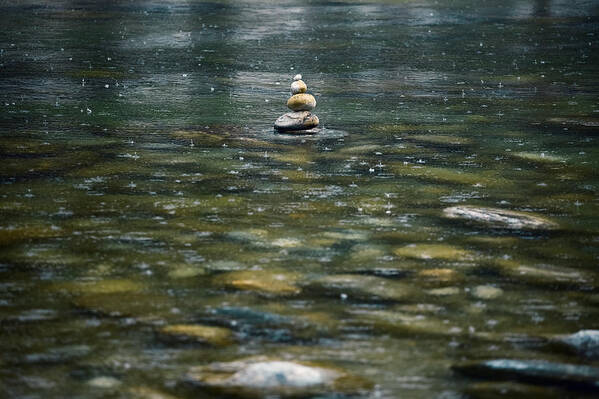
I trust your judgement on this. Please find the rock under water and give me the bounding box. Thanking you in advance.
[443,205,558,230]
[453,359,599,391]
[185,357,371,397]
[556,330,599,359]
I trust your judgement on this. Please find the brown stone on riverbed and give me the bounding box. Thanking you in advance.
[159,324,234,346]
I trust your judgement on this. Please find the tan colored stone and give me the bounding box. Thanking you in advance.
[214,270,301,295]
[472,285,503,299]
[417,268,461,284]
[287,93,316,111]
[159,324,234,346]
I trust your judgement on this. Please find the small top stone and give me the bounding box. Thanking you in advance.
[293,74,302,81]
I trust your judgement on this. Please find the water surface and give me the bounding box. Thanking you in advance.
[1,0,599,398]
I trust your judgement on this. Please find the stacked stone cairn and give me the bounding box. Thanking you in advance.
[274,74,319,133]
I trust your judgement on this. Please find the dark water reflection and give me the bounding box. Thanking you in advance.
[1,0,598,398]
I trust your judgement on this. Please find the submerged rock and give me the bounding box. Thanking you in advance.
[493,259,591,286]
[274,111,319,132]
[407,134,473,146]
[427,286,461,296]
[352,308,463,337]
[213,270,301,296]
[128,386,180,399]
[159,324,234,346]
[472,285,503,300]
[393,243,473,261]
[443,205,558,230]
[556,330,599,359]
[87,376,122,389]
[453,359,599,391]
[464,381,570,399]
[417,268,462,286]
[311,274,419,302]
[52,279,144,296]
[72,291,175,322]
[512,151,567,164]
[185,357,371,398]
[22,345,91,364]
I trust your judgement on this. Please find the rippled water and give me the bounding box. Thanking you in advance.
[1,0,598,398]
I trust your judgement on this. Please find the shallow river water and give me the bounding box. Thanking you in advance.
[1,0,599,398]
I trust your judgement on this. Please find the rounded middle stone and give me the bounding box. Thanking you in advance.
[287,93,316,111]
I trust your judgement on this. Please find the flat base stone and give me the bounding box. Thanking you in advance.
[274,111,319,132]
